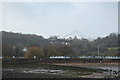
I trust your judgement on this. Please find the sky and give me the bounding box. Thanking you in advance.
[1,2,118,39]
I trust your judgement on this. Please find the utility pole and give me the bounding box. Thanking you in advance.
[98,43,102,63]
[98,43,100,58]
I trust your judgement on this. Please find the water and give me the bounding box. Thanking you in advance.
[3,68,67,74]
[3,63,119,78]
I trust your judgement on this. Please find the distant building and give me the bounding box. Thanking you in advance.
[13,56,15,58]
[22,47,27,52]
[34,56,36,58]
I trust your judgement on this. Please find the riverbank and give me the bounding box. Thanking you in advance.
[2,62,120,79]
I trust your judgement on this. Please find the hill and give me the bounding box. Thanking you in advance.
[2,31,119,57]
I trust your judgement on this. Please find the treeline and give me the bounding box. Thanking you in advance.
[25,44,76,59]
[2,31,119,58]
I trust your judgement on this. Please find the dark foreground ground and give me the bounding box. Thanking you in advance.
[2,58,120,80]
[2,70,67,78]
[2,71,119,80]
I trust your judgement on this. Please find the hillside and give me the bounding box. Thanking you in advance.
[2,31,119,57]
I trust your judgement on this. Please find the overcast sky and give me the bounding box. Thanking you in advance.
[1,2,118,39]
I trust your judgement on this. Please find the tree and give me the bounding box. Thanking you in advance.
[24,46,44,58]
[59,45,76,58]
[2,43,13,57]
[43,44,58,59]
[13,44,24,57]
